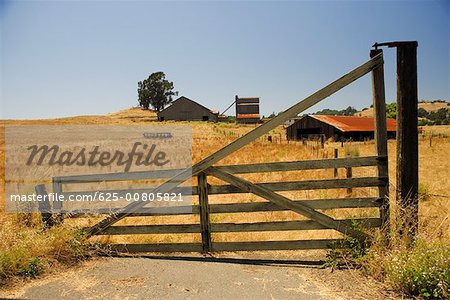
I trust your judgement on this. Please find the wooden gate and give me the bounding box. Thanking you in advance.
[37,50,389,253]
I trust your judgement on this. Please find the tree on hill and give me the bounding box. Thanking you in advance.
[137,72,178,111]
[313,106,357,116]
[418,107,429,118]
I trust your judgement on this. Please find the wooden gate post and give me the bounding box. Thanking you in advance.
[52,179,64,224]
[372,41,419,241]
[35,184,55,228]
[396,42,419,239]
[197,172,212,252]
[370,49,390,229]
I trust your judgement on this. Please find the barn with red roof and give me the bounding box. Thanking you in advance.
[286,115,397,141]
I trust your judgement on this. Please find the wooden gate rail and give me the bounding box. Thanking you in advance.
[97,218,382,235]
[53,156,384,184]
[65,197,382,218]
[59,176,385,199]
[109,239,347,253]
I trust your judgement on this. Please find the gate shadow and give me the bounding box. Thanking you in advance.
[105,253,326,269]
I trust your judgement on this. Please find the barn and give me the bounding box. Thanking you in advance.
[286,115,397,141]
[157,96,219,122]
[235,96,260,124]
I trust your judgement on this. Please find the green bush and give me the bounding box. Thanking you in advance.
[381,240,449,299]
[325,220,368,269]
[326,223,449,298]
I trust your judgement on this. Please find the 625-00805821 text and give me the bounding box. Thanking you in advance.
[9,192,185,203]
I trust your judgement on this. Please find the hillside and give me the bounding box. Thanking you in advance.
[354,101,449,117]
[1,108,157,125]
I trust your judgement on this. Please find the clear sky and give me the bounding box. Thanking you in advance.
[1,0,449,119]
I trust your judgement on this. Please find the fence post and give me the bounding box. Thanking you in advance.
[370,49,390,229]
[333,149,338,178]
[197,172,212,252]
[346,167,353,197]
[35,184,55,228]
[396,42,419,240]
[52,179,64,224]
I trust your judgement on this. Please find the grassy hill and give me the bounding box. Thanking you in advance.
[355,101,449,118]
[1,108,158,125]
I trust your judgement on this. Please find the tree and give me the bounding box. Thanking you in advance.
[418,107,429,118]
[342,106,357,116]
[313,106,357,116]
[137,72,178,111]
[386,103,397,119]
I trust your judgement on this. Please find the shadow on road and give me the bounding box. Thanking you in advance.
[103,253,326,269]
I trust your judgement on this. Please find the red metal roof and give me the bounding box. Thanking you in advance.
[310,115,396,132]
[237,113,260,119]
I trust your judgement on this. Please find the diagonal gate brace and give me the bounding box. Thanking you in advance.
[205,167,370,241]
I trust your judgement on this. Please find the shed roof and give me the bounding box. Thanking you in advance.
[158,96,216,115]
[309,115,397,132]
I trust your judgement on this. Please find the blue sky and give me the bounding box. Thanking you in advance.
[1,0,449,119]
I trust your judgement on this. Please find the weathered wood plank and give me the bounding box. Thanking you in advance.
[198,172,212,252]
[61,186,196,198]
[53,156,382,183]
[52,179,64,223]
[88,53,383,236]
[371,49,390,227]
[214,156,382,174]
[63,206,195,217]
[35,184,54,228]
[109,243,203,253]
[206,167,370,240]
[61,176,386,200]
[208,177,387,194]
[211,218,381,232]
[63,197,382,217]
[208,198,382,213]
[211,239,345,251]
[94,218,381,235]
[54,169,185,184]
[100,224,201,235]
[396,43,419,238]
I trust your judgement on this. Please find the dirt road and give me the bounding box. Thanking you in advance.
[2,253,393,300]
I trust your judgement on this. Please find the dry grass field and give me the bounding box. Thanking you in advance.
[1,108,449,296]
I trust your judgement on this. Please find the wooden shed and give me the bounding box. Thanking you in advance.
[235,96,260,124]
[157,96,218,122]
[286,115,397,141]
